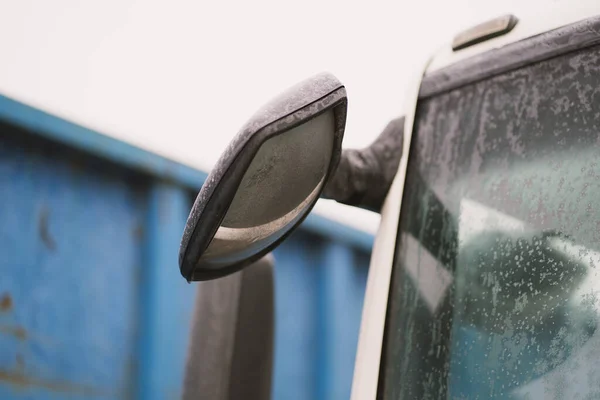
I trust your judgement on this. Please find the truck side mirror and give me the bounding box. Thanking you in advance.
[179,73,347,281]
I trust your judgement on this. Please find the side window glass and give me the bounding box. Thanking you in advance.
[381,45,600,399]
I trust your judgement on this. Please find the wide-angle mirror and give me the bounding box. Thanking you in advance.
[179,73,347,281]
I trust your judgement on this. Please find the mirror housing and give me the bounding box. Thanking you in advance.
[179,73,347,281]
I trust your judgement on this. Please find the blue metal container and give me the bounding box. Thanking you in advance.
[0,95,373,400]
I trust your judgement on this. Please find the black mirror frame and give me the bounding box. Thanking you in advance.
[179,73,347,282]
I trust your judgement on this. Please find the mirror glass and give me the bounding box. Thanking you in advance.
[198,109,335,269]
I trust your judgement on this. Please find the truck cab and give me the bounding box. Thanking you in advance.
[181,4,600,399]
[353,5,600,399]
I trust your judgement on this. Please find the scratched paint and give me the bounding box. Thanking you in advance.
[0,326,27,341]
[0,295,12,312]
[0,369,110,397]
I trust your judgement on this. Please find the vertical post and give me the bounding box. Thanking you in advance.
[137,182,196,400]
[317,241,366,400]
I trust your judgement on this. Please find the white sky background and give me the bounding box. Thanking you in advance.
[0,0,550,234]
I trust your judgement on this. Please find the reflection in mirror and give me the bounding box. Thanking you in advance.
[198,110,335,270]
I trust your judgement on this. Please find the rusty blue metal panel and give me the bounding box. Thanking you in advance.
[0,94,373,400]
[0,95,207,189]
[317,241,369,400]
[0,127,144,399]
[271,233,370,400]
[271,233,322,400]
[136,183,196,400]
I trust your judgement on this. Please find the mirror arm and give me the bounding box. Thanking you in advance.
[322,116,405,213]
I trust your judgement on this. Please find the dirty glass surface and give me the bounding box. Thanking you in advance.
[380,45,600,399]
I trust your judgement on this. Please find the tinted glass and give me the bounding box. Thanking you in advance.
[381,45,600,399]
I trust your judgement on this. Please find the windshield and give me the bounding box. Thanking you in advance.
[379,44,600,399]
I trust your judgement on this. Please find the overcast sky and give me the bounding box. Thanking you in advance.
[0,0,558,234]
